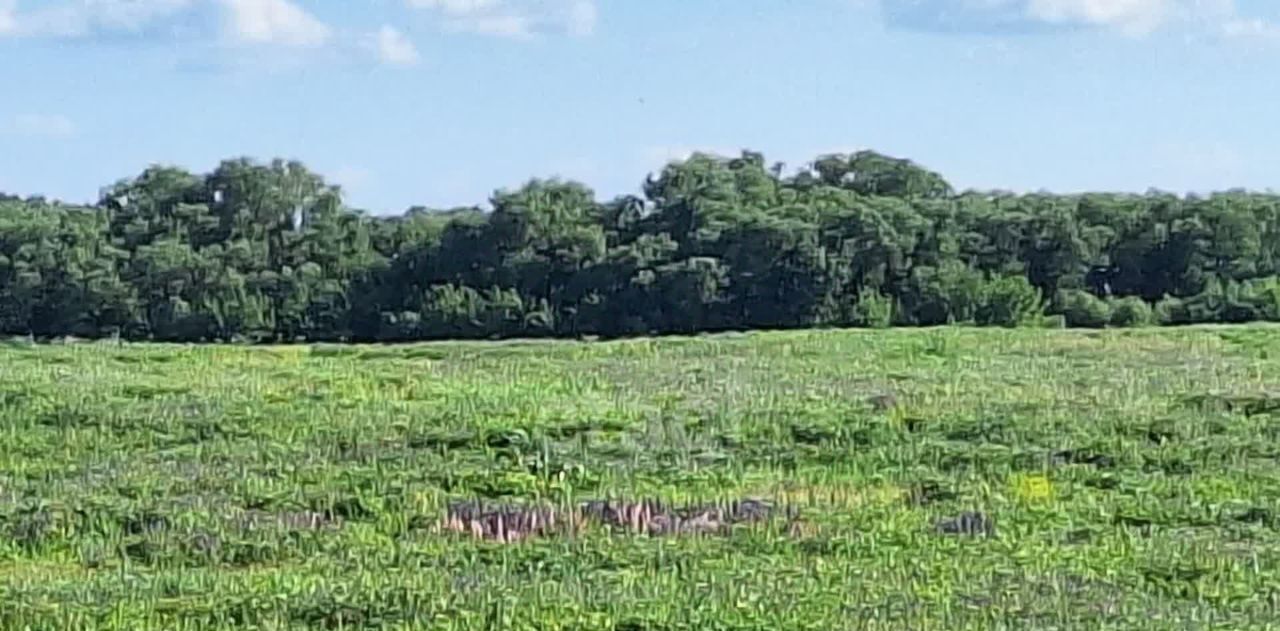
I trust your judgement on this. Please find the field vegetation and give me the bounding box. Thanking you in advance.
[3,326,1280,629]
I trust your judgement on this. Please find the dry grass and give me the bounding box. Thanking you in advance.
[439,497,793,542]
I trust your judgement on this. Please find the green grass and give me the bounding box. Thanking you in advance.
[3,326,1280,629]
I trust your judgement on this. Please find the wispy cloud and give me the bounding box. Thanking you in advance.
[6,114,77,138]
[220,0,329,47]
[0,0,441,74]
[406,0,597,38]
[0,0,330,48]
[369,24,420,65]
[1026,0,1169,35]
[0,0,198,39]
[878,0,1278,40]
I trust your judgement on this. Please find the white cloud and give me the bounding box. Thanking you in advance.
[881,0,1280,40]
[1027,0,1169,34]
[0,0,333,47]
[407,0,596,38]
[220,0,329,47]
[0,1,428,70]
[371,25,420,65]
[0,0,197,38]
[7,114,76,138]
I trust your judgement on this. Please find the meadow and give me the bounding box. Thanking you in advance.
[2,326,1280,629]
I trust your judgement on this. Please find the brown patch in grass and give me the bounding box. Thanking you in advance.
[438,497,798,542]
[439,501,573,543]
[236,510,340,531]
[586,498,784,536]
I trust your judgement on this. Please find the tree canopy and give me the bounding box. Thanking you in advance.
[3,150,1279,341]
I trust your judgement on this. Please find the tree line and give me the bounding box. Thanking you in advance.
[2,150,1279,342]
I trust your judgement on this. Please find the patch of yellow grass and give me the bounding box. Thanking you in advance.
[0,560,86,582]
[1011,474,1054,502]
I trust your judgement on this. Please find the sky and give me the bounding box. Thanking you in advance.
[1,0,1279,214]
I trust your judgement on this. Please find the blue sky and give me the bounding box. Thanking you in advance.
[1,0,1278,214]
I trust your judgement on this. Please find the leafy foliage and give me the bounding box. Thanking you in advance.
[1058,290,1112,328]
[1109,296,1155,328]
[4,151,1280,341]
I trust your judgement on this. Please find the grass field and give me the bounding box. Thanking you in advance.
[3,327,1280,629]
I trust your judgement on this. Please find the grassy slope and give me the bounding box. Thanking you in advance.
[2,326,1280,629]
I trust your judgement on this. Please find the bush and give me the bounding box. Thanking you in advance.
[1108,296,1153,328]
[1057,290,1111,328]
[976,275,1045,328]
[1246,277,1280,321]
[1192,280,1256,324]
[897,262,983,326]
[1154,296,1191,325]
[852,290,895,329]
[1225,278,1278,323]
